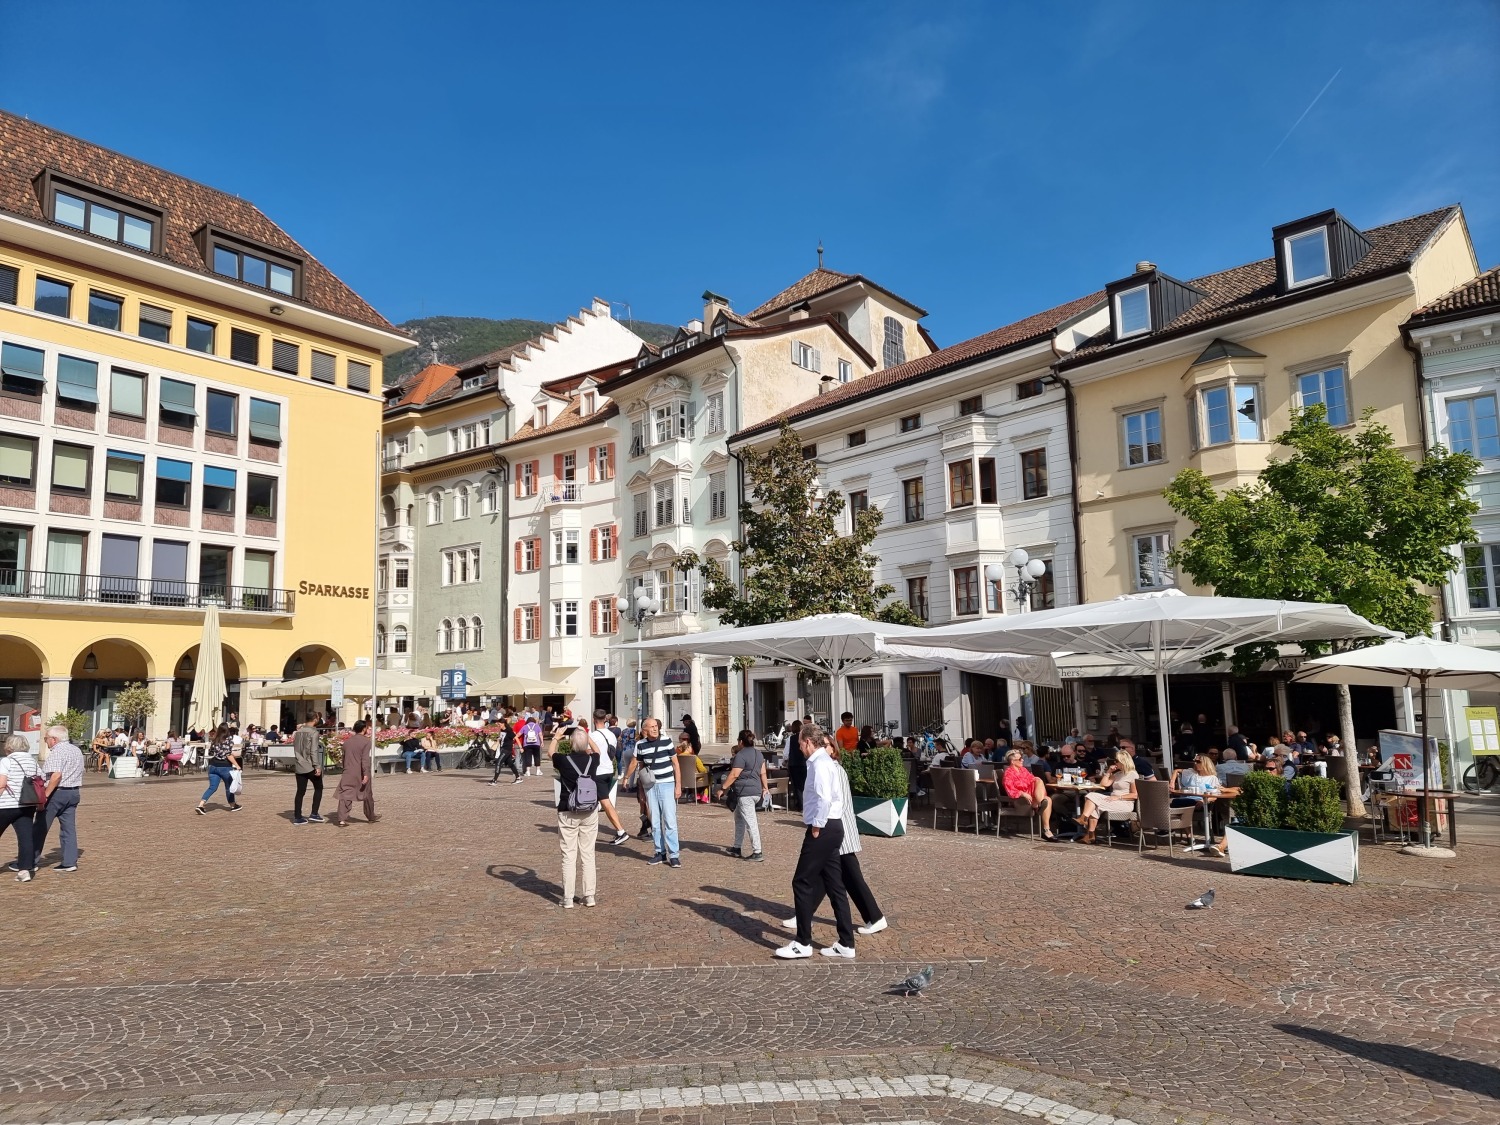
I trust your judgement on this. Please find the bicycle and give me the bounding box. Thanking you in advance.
[1461,755,1500,793]
[456,733,495,771]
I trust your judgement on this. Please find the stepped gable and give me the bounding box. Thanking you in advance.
[0,109,396,332]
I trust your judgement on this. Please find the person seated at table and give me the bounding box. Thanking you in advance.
[1079,734,1110,775]
[1172,754,1238,854]
[1075,750,1138,844]
[1000,748,1057,841]
[857,724,879,752]
[1128,743,1157,781]
[960,740,987,769]
[1021,741,1051,777]
[981,737,999,760]
[1055,743,1085,776]
[1216,747,1250,784]
[677,739,710,801]
[835,712,860,755]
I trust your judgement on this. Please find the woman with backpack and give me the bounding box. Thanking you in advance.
[550,723,600,908]
[194,724,243,815]
[520,712,544,777]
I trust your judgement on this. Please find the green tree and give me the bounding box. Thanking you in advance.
[679,422,921,626]
[1164,405,1479,817]
[48,708,90,746]
[113,681,158,736]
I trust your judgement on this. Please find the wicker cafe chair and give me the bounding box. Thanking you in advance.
[951,768,986,834]
[1135,779,1195,854]
[930,767,958,830]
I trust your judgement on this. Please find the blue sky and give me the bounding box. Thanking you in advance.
[4,1,1497,345]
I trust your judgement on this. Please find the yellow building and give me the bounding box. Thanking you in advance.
[1059,204,1479,743]
[0,111,409,738]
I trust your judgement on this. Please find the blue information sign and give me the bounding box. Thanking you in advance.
[439,668,468,701]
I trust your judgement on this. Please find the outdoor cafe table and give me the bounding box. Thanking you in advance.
[1046,779,1104,838]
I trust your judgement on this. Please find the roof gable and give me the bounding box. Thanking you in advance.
[1408,265,1500,326]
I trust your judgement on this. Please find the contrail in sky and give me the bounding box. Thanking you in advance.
[1261,68,1343,167]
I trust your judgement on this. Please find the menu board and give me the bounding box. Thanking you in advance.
[1463,705,1500,757]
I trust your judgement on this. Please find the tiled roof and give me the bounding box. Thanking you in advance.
[0,110,398,333]
[391,364,461,407]
[504,399,620,447]
[1061,206,1462,367]
[746,266,928,320]
[734,290,1106,440]
[1408,265,1500,325]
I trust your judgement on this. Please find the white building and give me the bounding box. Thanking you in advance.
[729,292,1109,742]
[1409,266,1500,772]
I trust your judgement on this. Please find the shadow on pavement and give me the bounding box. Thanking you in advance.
[700,883,788,918]
[1274,1023,1500,1098]
[487,864,560,902]
[670,897,779,949]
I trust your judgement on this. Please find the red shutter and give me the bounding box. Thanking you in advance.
[531,606,541,638]
[513,607,522,641]
[588,448,597,483]
[611,524,619,560]
[553,453,564,487]
[589,528,599,561]
[514,469,523,498]
[514,541,522,571]
[590,599,599,636]
[606,443,615,479]
[532,537,542,567]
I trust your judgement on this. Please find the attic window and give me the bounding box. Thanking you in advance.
[537,405,549,428]
[582,392,595,416]
[1114,285,1151,338]
[1285,228,1331,288]
[41,172,162,254]
[712,321,728,337]
[198,225,302,298]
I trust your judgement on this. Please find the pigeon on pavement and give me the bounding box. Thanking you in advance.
[893,965,934,996]
[1186,888,1216,910]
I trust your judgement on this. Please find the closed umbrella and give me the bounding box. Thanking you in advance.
[187,604,228,731]
[887,589,1393,773]
[1295,635,1500,852]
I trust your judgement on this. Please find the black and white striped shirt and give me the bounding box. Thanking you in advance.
[633,737,677,784]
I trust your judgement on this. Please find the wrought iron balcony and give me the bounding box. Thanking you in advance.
[0,569,296,614]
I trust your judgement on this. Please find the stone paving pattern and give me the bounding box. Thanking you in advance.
[1,770,1497,1124]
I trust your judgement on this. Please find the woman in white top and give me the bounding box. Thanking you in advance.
[1076,750,1138,845]
[1,733,41,881]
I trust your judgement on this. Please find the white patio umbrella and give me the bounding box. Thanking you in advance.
[187,604,228,731]
[887,589,1393,773]
[1295,635,1500,850]
[612,612,1060,724]
[467,674,575,699]
[250,668,438,701]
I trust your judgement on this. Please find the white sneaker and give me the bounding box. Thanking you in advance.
[780,916,797,931]
[774,941,812,959]
[15,870,31,883]
[820,943,856,959]
[857,916,888,936]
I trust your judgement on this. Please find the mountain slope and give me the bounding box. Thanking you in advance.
[385,315,678,384]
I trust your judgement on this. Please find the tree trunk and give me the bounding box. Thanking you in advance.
[1337,682,1366,818]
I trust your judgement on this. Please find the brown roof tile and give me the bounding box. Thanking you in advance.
[734,290,1106,440]
[0,110,398,333]
[1408,265,1500,325]
[503,399,620,447]
[1062,206,1462,367]
[390,364,461,407]
[746,266,928,320]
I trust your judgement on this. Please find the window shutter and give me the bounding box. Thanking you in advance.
[513,608,522,641]
[532,537,542,566]
[791,340,800,364]
[347,359,371,392]
[590,599,599,636]
[272,339,300,375]
[0,264,16,306]
[311,350,336,384]
[553,453,564,485]
[588,449,597,483]
[589,527,598,561]
[606,443,615,477]
[531,606,541,637]
[514,541,522,571]
[812,347,821,374]
[230,328,260,366]
[529,460,539,491]
[611,524,619,558]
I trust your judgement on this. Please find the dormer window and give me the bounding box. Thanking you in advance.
[40,172,163,253]
[582,391,595,416]
[1114,285,1151,338]
[197,225,302,297]
[1285,228,1331,288]
[537,405,549,428]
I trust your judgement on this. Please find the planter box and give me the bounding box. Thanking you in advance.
[1227,825,1358,885]
[852,795,907,838]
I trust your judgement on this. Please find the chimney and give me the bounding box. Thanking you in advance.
[788,300,812,322]
[1134,261,1155,274]
[817,374,835,395]
[686,318,704,336]
[702,290,732,330]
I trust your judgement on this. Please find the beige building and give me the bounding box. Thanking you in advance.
[1058,204,1479,746]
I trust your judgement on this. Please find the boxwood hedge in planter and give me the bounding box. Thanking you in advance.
[843,745,909,838]
[1229,772,1356,884]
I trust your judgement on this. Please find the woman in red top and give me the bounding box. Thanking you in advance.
[1001,746,1056,841]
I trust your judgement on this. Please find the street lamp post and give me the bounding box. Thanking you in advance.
[617,590,659,723]
[987,548,1048,739]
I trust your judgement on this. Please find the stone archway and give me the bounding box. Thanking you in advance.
[0,635,48,737]
[69,638,154,737]
[172,643,248,736]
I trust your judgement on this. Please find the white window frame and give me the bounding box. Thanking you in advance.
[442,545,481,586]
[454,484,471,520]
[1284,227,1332,288]
[1463,544,1500,611]
[426,489,443,524]
[1293,364,1350,427]
[482,478,499,513]
[521,538,538,571]
[598,524,615,560]
[551,528,580,565]
[552,598,580,638]
[705,392,724,435]
[838,358,852,383]
[633,491,648,537]
[518,461,536,496]
[1132,531,1175,591]
[1114,285,1151,338]
[391,625,408,654]
[654,479,676,528]
[709,471,727,521]
[1446,393,1500,460]
[594,444,611,480]
[792,340,820,372]
[1196,381,1263,448]
[1121,406,1165,467]
[520,605,538,641]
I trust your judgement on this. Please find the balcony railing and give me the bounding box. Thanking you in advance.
[546,482,581,503]
[382,454,406,472]
[0,569,296,613]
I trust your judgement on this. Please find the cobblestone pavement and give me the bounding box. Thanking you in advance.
[1,771,1496,1125]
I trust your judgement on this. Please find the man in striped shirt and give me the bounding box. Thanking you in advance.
[622,717,681,867]
[35,725,84,872]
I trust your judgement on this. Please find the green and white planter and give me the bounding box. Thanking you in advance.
[1226,825,1358,885]
[852,795,908,838]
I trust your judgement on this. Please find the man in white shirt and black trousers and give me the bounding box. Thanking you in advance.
[775,724,856,960]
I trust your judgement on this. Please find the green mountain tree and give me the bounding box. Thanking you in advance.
[1163,405,1480,816]
[384,316,679,384]
[680,422,921,627]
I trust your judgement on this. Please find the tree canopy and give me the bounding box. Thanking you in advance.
[680,422,922,627]
[1164,405,1480,671]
